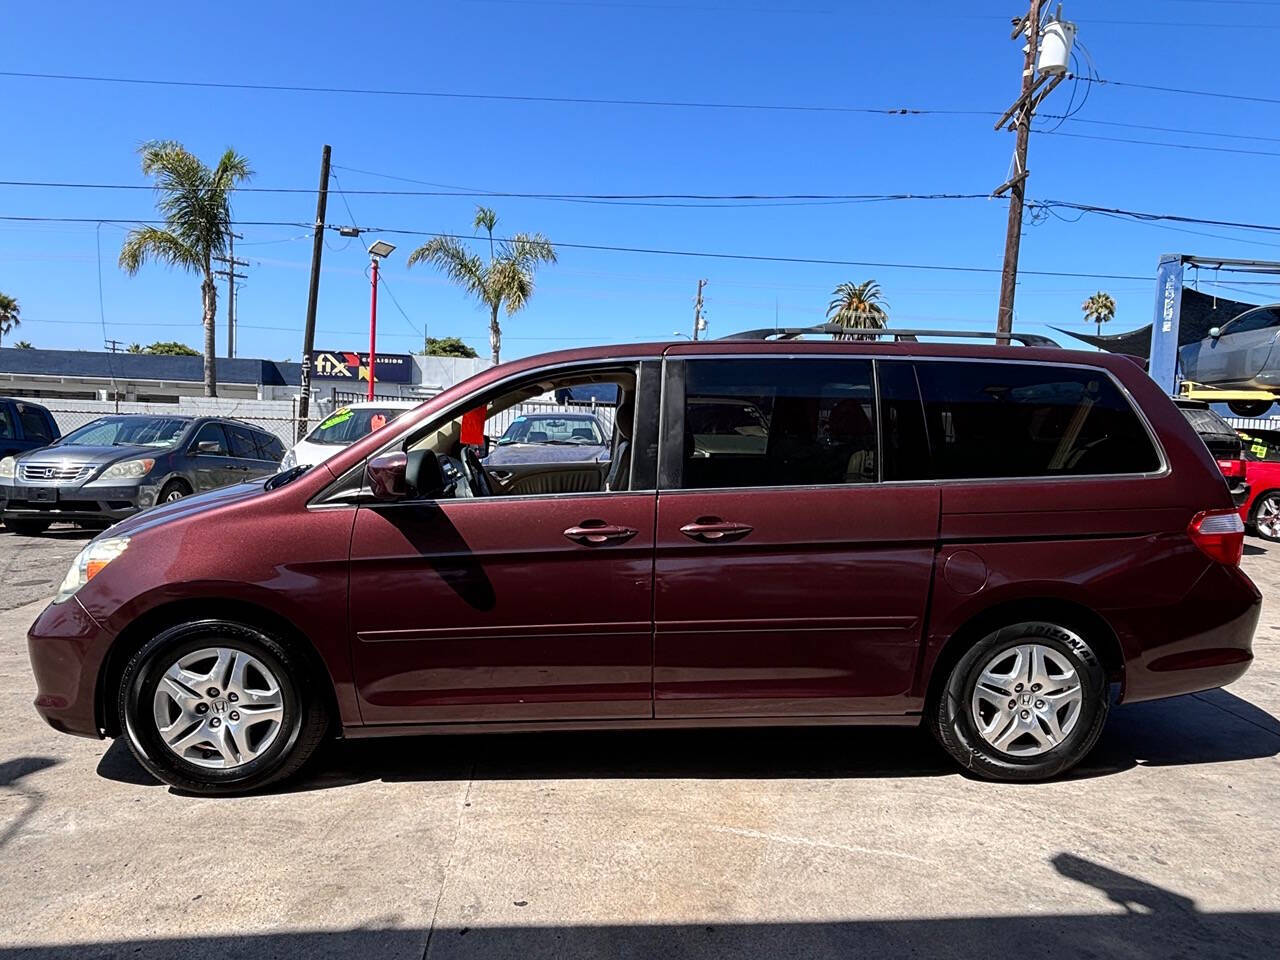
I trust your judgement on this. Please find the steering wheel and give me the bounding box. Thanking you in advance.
[460,445,494,498]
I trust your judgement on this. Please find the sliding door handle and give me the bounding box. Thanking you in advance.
[679,518,753,543]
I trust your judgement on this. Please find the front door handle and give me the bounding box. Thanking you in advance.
[679,517,753,542]
[564,521,638,546]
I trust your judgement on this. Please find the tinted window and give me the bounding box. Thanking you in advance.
[17,404,54,442]
[914,361,1160,479]
[0,405,14,440]
[191,422,229,455]
[258,432,286,462]
[225,424,261,459]
[680,358,876,490]
[1225,307,1280,336]
[878,361,931,482]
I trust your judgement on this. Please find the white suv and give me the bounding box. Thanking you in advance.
[283,400,420,469]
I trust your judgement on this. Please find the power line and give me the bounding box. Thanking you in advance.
[1038,129,1280,158]
[0,70,989,116]
[1077,74,1280,106]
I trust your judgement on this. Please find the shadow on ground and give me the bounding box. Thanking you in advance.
[96,688,1280,794]
[4,854,1277,959]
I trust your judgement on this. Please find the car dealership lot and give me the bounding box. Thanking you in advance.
[0,534,1277,959]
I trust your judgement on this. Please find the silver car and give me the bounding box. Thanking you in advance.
[0,414,285,535]
[1179,303,1280,415]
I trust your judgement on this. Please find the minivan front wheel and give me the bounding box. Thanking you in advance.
[118,621,328,794]
[932,621,1109,781]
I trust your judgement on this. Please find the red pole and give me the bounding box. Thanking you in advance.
[367,256,379,401]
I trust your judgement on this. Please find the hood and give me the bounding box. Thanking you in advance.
[484,442,610,466]
[106,476,270,537]
[18,443,162,465]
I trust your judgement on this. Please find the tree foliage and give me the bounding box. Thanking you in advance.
[418,336,479,358]
[407,206,556,364]
[0,291,20,348]
[119,140,251,395]
[826,280,889,338]
[140,340,200,356]
[1081,291,1117,336]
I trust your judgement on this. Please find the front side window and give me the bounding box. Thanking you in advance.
[0,405,14,440]
[58,416,188,448]
[17,404,54,442]
[914,360,1160,479]
[1224,307,1280,336]
[191,422,229,455]
[679,358,876,490]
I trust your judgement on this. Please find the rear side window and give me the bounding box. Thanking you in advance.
[257,432,286,462]
[679,358,876,489]
[17,404,54,442]
[913,361,1160,479]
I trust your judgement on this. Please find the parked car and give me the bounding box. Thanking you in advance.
[1178,303,1280,416]
[483,411,611,493]
[0,397,60,459]
[27,332,1259,794]
[282,400,418,469]
[1232,428,1280,541]
[1173,398,1249,507]
[0,414,284,535]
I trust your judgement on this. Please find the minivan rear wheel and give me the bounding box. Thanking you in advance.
[117,620,328,794]
[931,621,1109,781]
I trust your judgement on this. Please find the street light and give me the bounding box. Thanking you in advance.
[366,240,396,400]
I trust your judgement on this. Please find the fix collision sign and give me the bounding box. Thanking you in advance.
[309,350,413,384]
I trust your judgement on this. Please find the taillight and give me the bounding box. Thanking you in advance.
[1217,458,1246,479]
[1188,510,1246,566]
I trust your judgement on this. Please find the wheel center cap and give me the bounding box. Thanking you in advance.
[211,698,229,715]
[1019,693,1034,707]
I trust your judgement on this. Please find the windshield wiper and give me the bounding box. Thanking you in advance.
[265,465,310,490]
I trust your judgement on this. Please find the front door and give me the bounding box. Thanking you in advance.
[349,493,656,724]
[653,355,939,718]
[187,422,235,491]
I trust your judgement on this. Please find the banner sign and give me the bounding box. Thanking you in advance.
[310,350,413,384]
[1148,256,1184,396]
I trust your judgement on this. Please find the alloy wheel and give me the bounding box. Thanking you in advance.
[969,642,1083,757]
[1256,495,1280,540]
[164,489,186,502]
[151,647,285,769]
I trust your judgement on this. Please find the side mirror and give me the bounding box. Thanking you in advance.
[1209,326,1222,339]
[366,452,408,501]
[195,441,224,455]
[405,450,448,499]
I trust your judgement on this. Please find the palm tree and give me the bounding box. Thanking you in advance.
[1081,291,1117,339]
[407,206,556,364]
[0,292,20,348]
[119,140,251,396]
[826,280,889,339]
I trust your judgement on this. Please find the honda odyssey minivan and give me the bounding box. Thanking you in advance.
[27,331,1260,793]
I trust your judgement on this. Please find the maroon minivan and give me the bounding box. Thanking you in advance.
[27,333,1261,793]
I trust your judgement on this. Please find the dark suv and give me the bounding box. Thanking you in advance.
[0,397,60,459]
[1,414,284,534]
[27,331,1259,793]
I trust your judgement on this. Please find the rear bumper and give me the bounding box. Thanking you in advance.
[1118,561,1261,703]
[27,596,109,739]
[1230,480,1251,509]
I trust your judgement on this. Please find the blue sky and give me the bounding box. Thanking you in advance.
[4,0,1280,362]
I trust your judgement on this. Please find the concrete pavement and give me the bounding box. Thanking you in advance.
[1,538,1277,958]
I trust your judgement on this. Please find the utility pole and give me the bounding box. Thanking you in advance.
[103,339,125,411]
[297,144,331,441]
[994,2,1074,340]
[692,278,707,340]
[213,232,247,359]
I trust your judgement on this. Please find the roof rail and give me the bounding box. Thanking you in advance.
[717,323,1060,347]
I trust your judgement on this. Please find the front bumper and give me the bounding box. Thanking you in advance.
[27,596,110,738]
[1,481,157,522]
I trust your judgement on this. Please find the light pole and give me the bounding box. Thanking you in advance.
[366,240,396,400]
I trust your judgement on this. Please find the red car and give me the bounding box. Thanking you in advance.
[27,332,1260,793]
[1236,430,1280,540]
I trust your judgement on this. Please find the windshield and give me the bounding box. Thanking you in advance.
[498,415,604,445]
[306,406,409,446]
[57,416,189,448]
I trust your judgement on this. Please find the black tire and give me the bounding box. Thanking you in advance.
[1228,400,1272,418]
[931,621,1109,782]
[117,620,328,795]
[5,518,50,536]
[1250,491,1280,542]
[157,479,192,504]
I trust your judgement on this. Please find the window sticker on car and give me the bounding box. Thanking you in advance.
[369,414,387,431]
[320,409,353,429]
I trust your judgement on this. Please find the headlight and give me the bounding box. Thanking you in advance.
[98,458,156,480]
[54,536,130,604]
[0,456,14,479]
[281,447,297,470]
